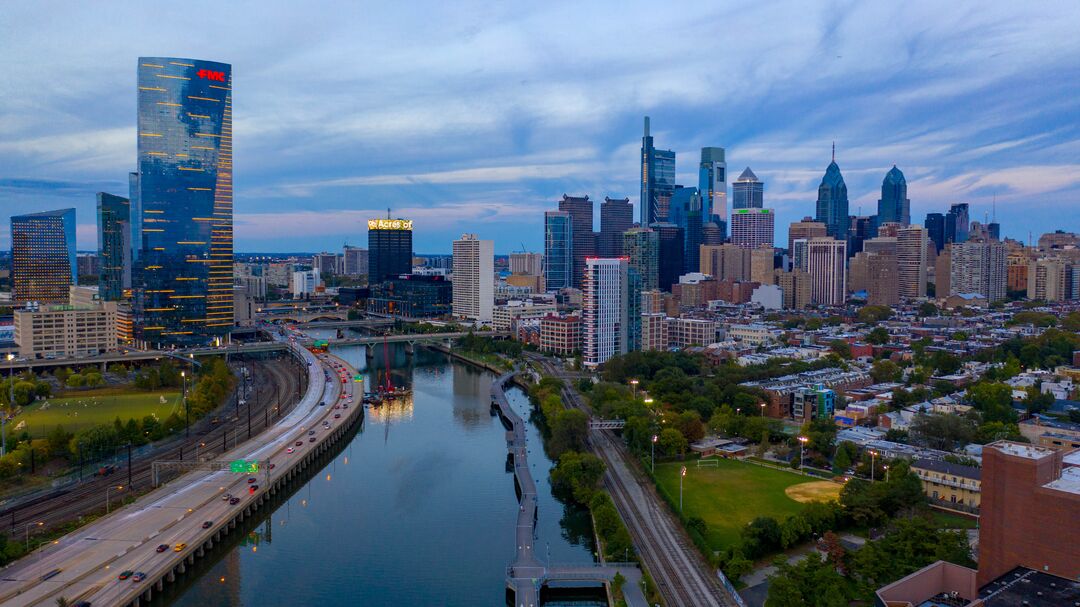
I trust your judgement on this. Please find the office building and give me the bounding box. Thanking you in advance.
[877,165,910,226]
[582,258,628,368]
[698,147,727,223]
[896,225,928,298]
[850,251,900,305]
[623,228,658,292]
[509,252,544,276]
[639,117,675,225]
[731,167,763,209]
[77,253,100,279]
[11,208,77,305]
[774,268,812,309]
[132,57,233,347]
[924,212,946,253]
[342,246,369,277]
[558,195,595,289]
[639,313,668,351]
[651,223,684,291]
[787,217,827,255]
[806,237,847,305]
[815,149,849,242]
[492,301,557,331]
[730,208,775,249]
[848,215,876,255]
[750,246,775,284]
[951,240,1007,302]
[1028,257,1068,301]
[451,234,494,323]
[367,274,452,317]
[668,318,717,349]
[368,217,413,283]
[312,252,340,276]
[539,315,581,356]
[701,220,726,246]
[668,187,702,273]
[14,291,119,359]
[96,193,130,301]
[945,203,970,244]
[699,244,750,281]
[543,211,573,291]
[598,197,633,257]
[292,270,321,298]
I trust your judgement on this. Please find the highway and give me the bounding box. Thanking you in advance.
[0,341,362,607]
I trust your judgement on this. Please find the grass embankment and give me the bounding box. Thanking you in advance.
[10,389,182,437]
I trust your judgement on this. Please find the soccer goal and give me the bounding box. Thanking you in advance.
[696,458,719,468]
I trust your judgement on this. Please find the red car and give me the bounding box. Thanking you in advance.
[334,414,341,419]
[294,441,303,447]
[156,544,168,553]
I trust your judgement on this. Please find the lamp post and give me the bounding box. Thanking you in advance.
[181,371,189,438]
[679,466,687,513]
[630,379,639,398]
[651,434,658,473]
[106,485,123,514]
[869,450,877,482]
[760,403,766,417]
[798,436,808,470]
[884,464,890,483]
[3,353,14,457]
[24,521,42,550]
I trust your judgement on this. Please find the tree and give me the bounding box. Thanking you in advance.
[1023,386,1055,415]
[658,428,688,457]
[918,301,939,317]
[829,340,852,360]
[849,516,973,591]
[741,516,782,559]
[674,411,705,443]
[931,351,962,375]
[857,305,892,324]
[870,359,901,383]
[966,382,1016,424]
[765,552,851,606]
[911,412,976,450]
[551,451,606,505]
[866,326,890,345]
[45,425,72,459]
[834,441,858,470]
[550,408,588,455]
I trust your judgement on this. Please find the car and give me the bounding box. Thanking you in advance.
[156,544,169,553]
[342,404,348,409]
[221,493,231,501]
[268,463,276,470]
[333,405,341,410]
[132,572,146,583]
[173,543,187,552]
[201,521,213,529]
[295,441,303,447]
[318,401,325,406]
[334,414,341,419]
[118,570,134,580]
[308,430,315,436]
[308,437,316,443]
[72,602,91,607]
[247,477,256,484]
[250,484,259,491]
[229,497,240,505]
[287,447,295,454]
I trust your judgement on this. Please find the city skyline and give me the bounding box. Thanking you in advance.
[2,3,1079,253]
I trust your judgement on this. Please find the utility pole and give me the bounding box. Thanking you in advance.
[182,371,189,438]
[127,443,132,488]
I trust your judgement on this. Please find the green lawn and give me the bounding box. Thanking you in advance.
[654,459,824,550]
[930,511,979,530]
[10,389,182,437]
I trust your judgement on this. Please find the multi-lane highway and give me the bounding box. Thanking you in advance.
[0,343,362,607]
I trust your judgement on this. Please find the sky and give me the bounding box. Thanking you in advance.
[1,1,1079,254]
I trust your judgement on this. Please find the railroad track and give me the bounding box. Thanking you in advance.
[0,355,303,535]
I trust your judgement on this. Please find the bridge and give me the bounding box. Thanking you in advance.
[297,331,509,348]
[291,318,395,330]
[589,419,626,430]
[490,372,648,607]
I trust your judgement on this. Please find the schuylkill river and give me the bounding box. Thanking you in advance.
[162,339,601,606]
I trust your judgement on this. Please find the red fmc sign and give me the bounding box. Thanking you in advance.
[197,69,226,82]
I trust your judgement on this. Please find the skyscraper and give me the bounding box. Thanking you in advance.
[582,257,628,368]
[848,215,876,255]
[558,194,595,289]
[367,217,414,283]
[731,167,763,210]
[97,192,130,301]
[951,240,1007,302]
[924,212,946,253]
[877,166,910,226]
[730,208,775,249]
[623,228,659,292]
[599,197,633,257]
[788,218,827,255]
[132,57,232,347]
[650,223,684,291]
[509,252,544,276]
[668,187,702,274]
[342,245,369,277]
[639,117,675,225]
[699,147,727,222]
[945,203,970,244]
[896,225,928,298]
[806,237,847,305]
[815,148,850,243]
[11,208,77,304]
[543,211,573,291]
[451,234,494,323]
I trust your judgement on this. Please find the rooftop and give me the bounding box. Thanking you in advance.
[912,458,982,481]
[1043,465,1080,495]
[978,567,1080,606]
[989,441,1055,460]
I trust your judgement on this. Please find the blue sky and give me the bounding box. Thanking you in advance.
[1,1,1078,254]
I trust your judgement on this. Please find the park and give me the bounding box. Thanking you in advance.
[8,388,182,438]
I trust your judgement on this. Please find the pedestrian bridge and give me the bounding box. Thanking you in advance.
[589,419,626,430]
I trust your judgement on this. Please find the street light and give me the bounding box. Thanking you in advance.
[884,464,890,483]
[181,371,189,438]
[3,353,14,457]
[629,379,639,398]
[24,521,42,550]
[869,450,877,482]
[651,434,658,473]
[797,436,808,470]
[760,403,766,417]
[106,485,124,514]
[679,466,687,513]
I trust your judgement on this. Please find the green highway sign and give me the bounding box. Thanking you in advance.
[229,459,260,474]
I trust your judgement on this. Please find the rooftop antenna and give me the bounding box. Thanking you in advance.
[386,207,391,220]
[992,195,996,223]
[831,141,835,162]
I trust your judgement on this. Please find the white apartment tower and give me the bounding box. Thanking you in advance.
[452,234,494,323]
[806,237,847,305]
[582,258,628,368]
[730,208,775,249]
[951,240,1008,302]
[896,225,928,298]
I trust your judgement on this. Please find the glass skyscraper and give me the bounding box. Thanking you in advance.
[815,151,850,242]
[668,187,702,274]
[543,211,573,291]
[558,195,595,289]
[367,218,414,283]
[946,203,970,244]
[650,223,684,291]
[640,117,675,226]
[623,227,659,292]
[97,192,130,301]
[598,197,633,257]
[132,57,233,347]
[11,208,76,304]
[877,165,910,226]
[925,212,945,253]
[698,147,727,223]
[732,167,763,209]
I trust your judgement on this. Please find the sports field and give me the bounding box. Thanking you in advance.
[654,459,844,549]
[9,389,182,437]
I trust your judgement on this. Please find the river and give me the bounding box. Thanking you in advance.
[162,340,601,606]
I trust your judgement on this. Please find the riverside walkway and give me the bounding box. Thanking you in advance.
[490,371,647,607]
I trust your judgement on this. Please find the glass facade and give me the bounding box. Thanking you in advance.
[815,161,849,242]
[623,228,659,292]
[668,187,702,274]
[598,197,633,257]
[946,203,969,244]
[925,212,945,253]
[558,195,594,289]
[543,211,573,291]
[877,165,910,226]
[698,147,727,222]
[367,219,414,283]
[133,57,233,347]
[640,117,675,225]
[367,274,451,317]
[650,222,685,292]
[97,192,130,301]
[732,167,763,210]
[11,208,77,304]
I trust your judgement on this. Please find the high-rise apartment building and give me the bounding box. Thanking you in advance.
[640,117,675,226]
[788,217,827,254]
[367,218,414,283]
[877,165,910,226]
[699,244,751,281]
[132,57,232,347]
[11,208,77,305]
[951,240,1007,302]
[815,150,849,243]
[750,246,775,284]
[558,194,595,289]
[698,147,727,222]
[731,167,763,210]
[806,237,847,305]
[896,225,928,298]
[730,208,775,249]
[97,193,130,301]
[623,228,659,292]
[312,252,340,276]
[599,197,633,257]
[650,223,684,291]
[342,246,369,277]
[668,187,702,273]
[774,268,812,309]
[924,212,946,253]
[543,211,573,291]
[1027,257,1068,302]
[582,258,628,368]
[509,252,544,276]
[452,234,494,323]
[850,251,900,305]
[791,239,810,271]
